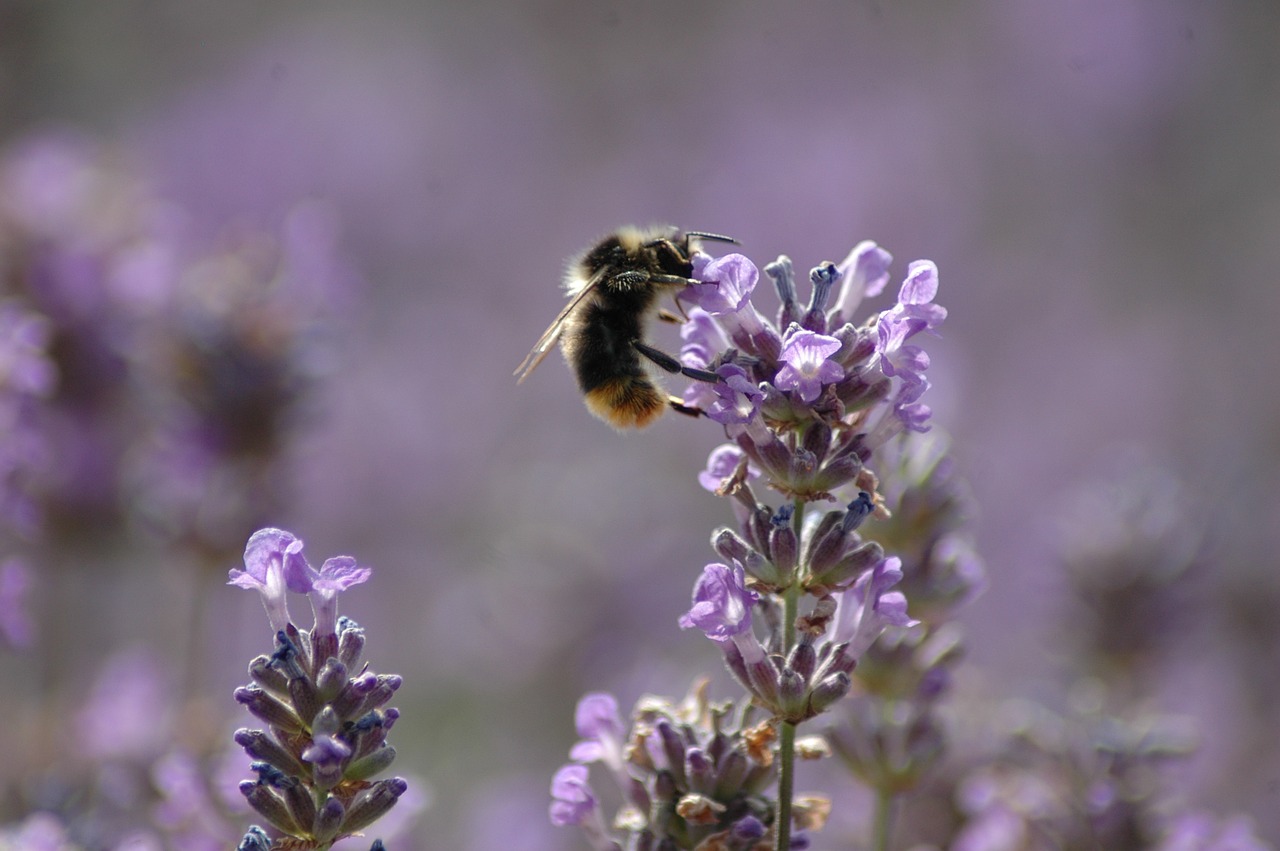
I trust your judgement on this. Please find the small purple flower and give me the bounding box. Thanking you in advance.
[706,363,763,426]
[302,732,353,768]
[832,557,916,659]
[836,240,893,304]
[308,555,372,638]
[569,693,626,772]
[228,528,312,633]
[549,764,597,827]
[698,444,757,493]
[685,253,759,315]
[680,307,727,369]
[679,561,759,647]
[874,260,946,380]
[775,327,843,404]
[893,375,934,434]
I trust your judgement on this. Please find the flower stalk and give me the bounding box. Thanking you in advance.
[230,528,407,851]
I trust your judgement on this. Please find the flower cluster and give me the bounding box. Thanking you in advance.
[551,684,829,850]
[230,528,408,850]
[552,237,945,850]
[680,240,944,493]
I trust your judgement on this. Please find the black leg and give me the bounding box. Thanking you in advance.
[632,341,720,383]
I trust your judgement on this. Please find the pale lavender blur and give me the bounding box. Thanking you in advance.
[1,1,1277,848]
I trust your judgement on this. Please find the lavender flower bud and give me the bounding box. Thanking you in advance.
[744,505,773,555]
[804,511,848,574]
[248,655,290,695]
[312,796,346,843]
[808,672,852,715]
[712,528,753,563]
[802,421,833,464]
[315,657,348,704]
[685,748,715,795]
[651,769,678,806]
[235,729,309,777]
[656,721,688,788]
[237,826,272,851]
[778,667,808,719]
[713,750,750,799]
[786,640,817,682]
[766,256,799,329]
[269,632,308,681]
[768,507,798,578]
[288,674,322,730]
[241,784,303,835]
[338,620,366,669]
[280,775,318,836]
[809,541,886,591]
[801,262,840,333]
[234,686,304,734]
[341,777,408,833]
[347,745,398,781]
[330,671,378,719]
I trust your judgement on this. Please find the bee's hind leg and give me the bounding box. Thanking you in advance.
[632,341,720,383]
[668,396,704,418]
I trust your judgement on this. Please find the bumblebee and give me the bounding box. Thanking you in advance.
[515,225,736,428]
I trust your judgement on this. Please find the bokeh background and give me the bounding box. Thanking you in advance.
[2,0,1278,848]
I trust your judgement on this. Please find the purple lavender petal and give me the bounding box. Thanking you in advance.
[548,764,597,827]
[775,327,844,403]
[678,562,758,642]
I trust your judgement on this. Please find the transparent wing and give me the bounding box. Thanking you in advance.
[513,270,605,383]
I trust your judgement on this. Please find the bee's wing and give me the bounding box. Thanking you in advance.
[513,270,604,383]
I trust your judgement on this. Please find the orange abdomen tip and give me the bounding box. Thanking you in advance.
[584,378,666,429]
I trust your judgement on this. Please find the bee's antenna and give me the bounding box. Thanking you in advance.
[685,231,739,245]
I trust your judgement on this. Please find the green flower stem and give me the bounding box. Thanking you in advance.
[776,497,805,851]
[776,718,796,851]
[872,785,895,851]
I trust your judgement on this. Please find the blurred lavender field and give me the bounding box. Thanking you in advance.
[2,1,1278,848]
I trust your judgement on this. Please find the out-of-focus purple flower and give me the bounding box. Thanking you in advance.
[832,557,916,659]
[308,555,372,638]
[569,694,626,767]
[0,558,34,647]
[228,528,312,634]
[0,811,77,851]
[776,327,843,404]
[548,764,597,827]
[1155,812,1272,851]
[76,648,174,761]
[151,749,237,850]
[686,253,759,315]
[951,804,1028,851]
[0,302,57,539]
